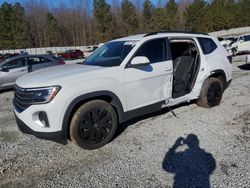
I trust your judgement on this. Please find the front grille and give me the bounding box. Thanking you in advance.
[13,85,34,112]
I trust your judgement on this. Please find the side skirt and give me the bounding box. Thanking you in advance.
[123,101,166,122]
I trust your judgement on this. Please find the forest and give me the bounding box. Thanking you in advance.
[0,0,249,50]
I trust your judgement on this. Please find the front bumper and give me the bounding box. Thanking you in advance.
[15,113,67,144]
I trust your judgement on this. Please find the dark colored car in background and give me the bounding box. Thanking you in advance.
[0,54,65,90]
[0,53,20,62]
[57,49,84,60]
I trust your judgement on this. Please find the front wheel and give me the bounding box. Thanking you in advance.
[70,100,118,150]
[196,77,224,108]
[232,47,237,56]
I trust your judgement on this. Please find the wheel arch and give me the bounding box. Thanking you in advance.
[62,91,125,140]
[209,69,227,90]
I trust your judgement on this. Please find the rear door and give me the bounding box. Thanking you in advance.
[27,57,48,71]
[124,38,173,111]
[0,58,27,88]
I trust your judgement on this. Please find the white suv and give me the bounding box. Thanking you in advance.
[13,32,232,149]
[231,34,250,55]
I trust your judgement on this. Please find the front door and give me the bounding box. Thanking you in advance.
[0,58,28,88]
[124,38,173,111]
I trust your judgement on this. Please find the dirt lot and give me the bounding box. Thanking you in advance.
[0,60,249,188]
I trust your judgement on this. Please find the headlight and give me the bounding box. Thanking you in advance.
[27,86,61,104]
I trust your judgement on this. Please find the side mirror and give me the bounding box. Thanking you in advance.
[0,66,9,72]
[130,56,150,66]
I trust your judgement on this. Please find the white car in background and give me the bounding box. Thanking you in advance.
[219,36,237,54]
[231,34,250,55]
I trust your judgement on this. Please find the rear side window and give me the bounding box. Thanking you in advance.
[28,57,49,65]
[197,37,217,55]
[28,57,41,65]
[134,39,167,63]
[244,35,250,41]
[40,57,51,63]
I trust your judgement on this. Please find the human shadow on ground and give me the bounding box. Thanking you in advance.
[162,134,216,188]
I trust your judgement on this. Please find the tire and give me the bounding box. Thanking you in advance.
[196,77,224,108]
[70,100,118,150]
[232,47,237,56]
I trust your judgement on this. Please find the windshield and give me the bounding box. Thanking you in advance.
[226,37,237,42]
[83,41,137,67]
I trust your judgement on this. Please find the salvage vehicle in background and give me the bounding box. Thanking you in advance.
[0,55,65,90]
[13,31,232,150]
[231,34,250,55]
[57,49,84,60]
[219,36,237,54]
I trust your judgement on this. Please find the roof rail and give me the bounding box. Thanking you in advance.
[143,30,209,37]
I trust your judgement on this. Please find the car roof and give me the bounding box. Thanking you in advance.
[240,33,250,37]
[4,54,54,61]
[112,31,211,42]
[0,54,56,65]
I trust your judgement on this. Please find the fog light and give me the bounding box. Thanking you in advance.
[38,111,50,127]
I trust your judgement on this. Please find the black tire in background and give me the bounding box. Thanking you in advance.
[70,100,118,150]
[232,47,237,56]
[196,77,224,108]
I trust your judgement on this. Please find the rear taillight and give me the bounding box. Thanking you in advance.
[227,55,232,64]
[59,61,65,65]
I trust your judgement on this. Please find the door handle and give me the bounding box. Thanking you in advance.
[164,68,172,72]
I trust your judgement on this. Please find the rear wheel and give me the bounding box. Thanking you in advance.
[197,77,224,108]
[70,100,117,150]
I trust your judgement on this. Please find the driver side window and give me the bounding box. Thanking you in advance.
[134,39,167,63]
[3,58,26,70]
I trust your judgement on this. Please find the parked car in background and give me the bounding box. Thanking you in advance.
[86,46,98,52]
[20,51,29,55]
[0,53,20,62]
[231,34,250,55]
[0,54,65,90]
[46,50,54,56]
[219,36,237,54]
[57,49,84,59]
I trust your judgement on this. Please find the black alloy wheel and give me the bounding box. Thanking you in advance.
[70,100,118,150]
[78,108,112,144]
[196,77,224,108]
[207,82,223,106]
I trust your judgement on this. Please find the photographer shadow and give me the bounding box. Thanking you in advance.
[162,134,216,188]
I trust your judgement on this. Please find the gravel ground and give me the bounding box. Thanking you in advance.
[0,60,250,188]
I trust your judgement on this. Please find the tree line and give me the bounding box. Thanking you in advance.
[0,0,250,50]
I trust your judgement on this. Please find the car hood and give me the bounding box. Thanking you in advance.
[16,64,105,88]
